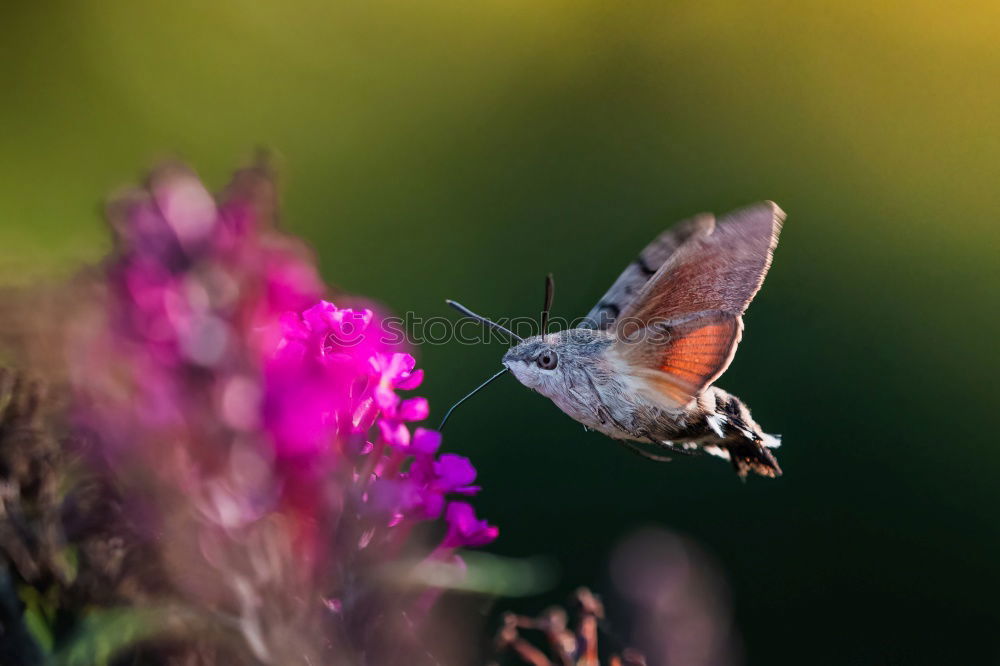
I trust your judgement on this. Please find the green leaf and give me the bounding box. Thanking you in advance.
[23,604,54,654]
[50,607,172,666]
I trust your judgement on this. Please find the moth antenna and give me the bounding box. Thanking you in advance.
[445,300,524,342]
[540,273,554,336]
[438,367,509,431]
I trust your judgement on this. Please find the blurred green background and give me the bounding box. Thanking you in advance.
[2,1,999,663]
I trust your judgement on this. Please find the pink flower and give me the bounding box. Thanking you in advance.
[411,428,442,455]
[68,161,496,661]
[434,455,481,494]
[265,299,492,538]
[442,501,499,548]
[371,352,425,415]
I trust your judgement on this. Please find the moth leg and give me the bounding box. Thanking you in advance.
[634,426,699,457]
[656,441,699,457]
[596,404,635,434]
[616,438,674,463]
[594,405,612,427]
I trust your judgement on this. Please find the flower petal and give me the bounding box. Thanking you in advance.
[397,397,430,422]
[411,428,442,456]
[377,420,410,448]
[434,454,477,489]
[443,501,498,548]
[394,368,424,390]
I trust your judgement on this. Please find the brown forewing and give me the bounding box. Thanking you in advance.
[580,213,714,330]
[615,201,784,328]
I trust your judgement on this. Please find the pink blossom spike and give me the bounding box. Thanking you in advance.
[65,161,497,662]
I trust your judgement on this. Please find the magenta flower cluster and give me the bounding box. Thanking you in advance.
[267,299,498,550]
[68,161,496,657]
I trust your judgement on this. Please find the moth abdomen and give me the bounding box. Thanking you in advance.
[689,386,781,478]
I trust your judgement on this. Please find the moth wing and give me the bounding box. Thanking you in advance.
[580,213,714,330]
[616,201,785,326]
[612,201,784,406]
[616,311,743,407]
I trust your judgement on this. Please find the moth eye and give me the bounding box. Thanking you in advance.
[537,350,558,370]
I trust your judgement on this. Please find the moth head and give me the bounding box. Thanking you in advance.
[502,329,610,396]
[502,336,563,390]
